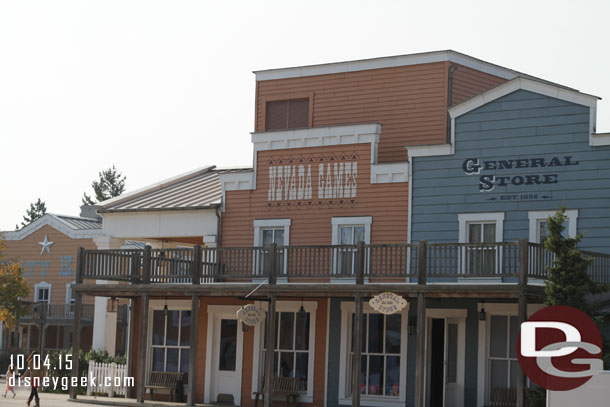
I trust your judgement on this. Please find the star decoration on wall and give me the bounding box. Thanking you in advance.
[38,234,54,256]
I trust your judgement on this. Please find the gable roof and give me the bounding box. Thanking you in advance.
[2,213,102,241]
[99,166,250,213]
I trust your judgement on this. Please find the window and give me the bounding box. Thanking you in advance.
[66,283,76,304]
[34,281,51,304]
[487,315,519,392]
[338,302,408,404]
[253,219,291,275]
[458,213,504,275]
[263,311,311,391]
[332,217,372,276]
[528,210,578,243]
[151,310,191,373]
[349,313,401,397]
[265,99,310,131]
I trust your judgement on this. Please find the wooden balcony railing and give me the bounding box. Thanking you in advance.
[20,303,96,321]
[78,240,610,285]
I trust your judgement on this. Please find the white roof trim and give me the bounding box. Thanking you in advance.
[2,214,102,241]
[449,77,598,119]
[590,133,610,147]
[99,164,216,208]
[254,50,525,82]
[407,143,453,159]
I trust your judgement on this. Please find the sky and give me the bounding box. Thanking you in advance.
[1,0,609,231]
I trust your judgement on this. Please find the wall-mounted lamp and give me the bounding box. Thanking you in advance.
[298,298,306,318]
[107,297,119,313]
[479,300,487,321]
[407,316,416,335]
[163,297,169,317]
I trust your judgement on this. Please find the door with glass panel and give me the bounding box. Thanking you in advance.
[151,310,191,376]
[260,228,285,275]
[466,222,497,274]
[210,315,243,405]
[337,225,365,275]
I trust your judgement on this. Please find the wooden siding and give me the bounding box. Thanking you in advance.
[1,224,97,304]
[411,90,610,253]
[222,143,409,248]
[255,62,506,163]
[450,64,506,106]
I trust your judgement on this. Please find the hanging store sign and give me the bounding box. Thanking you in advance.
[462,156,580,192]
[266,151,359,209]
[236,304,264,326]
[369,292,407,315]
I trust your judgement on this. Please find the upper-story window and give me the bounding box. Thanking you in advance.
[34,281,51,304]
[528,210,578,243]
[265,98,310,131]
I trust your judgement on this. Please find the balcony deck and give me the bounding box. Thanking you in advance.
[73,239,610,298]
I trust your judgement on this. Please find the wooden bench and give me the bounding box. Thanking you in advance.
[146,371,186,402]
[253,377,301,407]
[485,388,517,407]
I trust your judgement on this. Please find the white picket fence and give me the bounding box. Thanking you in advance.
[86,360,129,397]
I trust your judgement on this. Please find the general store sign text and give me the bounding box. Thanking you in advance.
[463,156,579,192]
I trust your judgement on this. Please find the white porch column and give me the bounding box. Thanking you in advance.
[92,236,124,355]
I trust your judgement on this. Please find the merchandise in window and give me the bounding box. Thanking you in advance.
[350,313,401,397]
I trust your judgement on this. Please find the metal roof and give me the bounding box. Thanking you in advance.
[100,167,250,213]
[50,214,101,230]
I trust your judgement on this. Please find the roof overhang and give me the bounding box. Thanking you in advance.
[2,214,102,241]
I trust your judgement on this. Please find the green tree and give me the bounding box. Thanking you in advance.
[543,206,605,315]
[0,241,30,329]
[82,165,127,205]
[16,198,47,230]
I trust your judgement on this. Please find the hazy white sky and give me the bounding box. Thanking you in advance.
[1,0,609,230]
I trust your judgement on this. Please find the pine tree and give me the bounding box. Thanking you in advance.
[544,206,605,316]
[16,198,47,229]
[82,165,126,205]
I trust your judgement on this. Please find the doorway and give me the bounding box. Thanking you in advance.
[205,306,244,405]
[425,310,466,407]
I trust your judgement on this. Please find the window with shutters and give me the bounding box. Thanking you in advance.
[265,98,310,131]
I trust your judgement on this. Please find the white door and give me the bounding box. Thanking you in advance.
[210,314,243,405]
[444,317,464,407]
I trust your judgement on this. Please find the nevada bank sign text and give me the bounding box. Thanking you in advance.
[463,156,580,192]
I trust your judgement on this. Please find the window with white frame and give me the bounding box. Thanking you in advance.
[151,310,191,373]
[263,311,311,390]
[528,210,578,243]
[34,281,51,304]
[254,219,291,275]
[487,315,519,392]
[458,213,504,275]
[349,313,402,397]
[66,282,75,304]
[332,217,372,276]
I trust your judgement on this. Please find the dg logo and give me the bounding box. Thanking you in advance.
[518,305,603,391]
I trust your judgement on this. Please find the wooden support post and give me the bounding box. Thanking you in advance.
[142,245,152,284]
[192,245,202,285]
[126,298,138,399]
[39,322,46,356]
[352,241,365,407]
[137,293,149,404]
[69,247,84,399]
[414,240,427,407]
[517,238,529,407]
[187,294,200,406]
[263,244,277,407]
